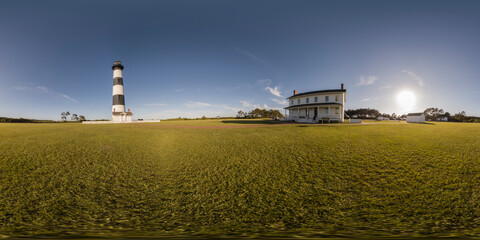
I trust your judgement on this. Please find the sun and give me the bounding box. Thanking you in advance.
[397,90,416,110]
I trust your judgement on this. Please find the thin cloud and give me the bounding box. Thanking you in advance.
[240,101,278,110]
[220,104,241,112]
[257,79,272,85]
[144,103,168,107]
[361,97,379,102]
[30,85,78,103]
[379,85,392,90]
[271,98,288,105]
[234,47,267,65]
[357,75,378,86]
[183,101,240,112]
[37,86,51,94]
[12,85,28,91]
[241,101,252,108]
[184,101,213,108]
[265,86,283,97]
[60,94,79,103]
[403,70,425,87]
[257,78,283,98]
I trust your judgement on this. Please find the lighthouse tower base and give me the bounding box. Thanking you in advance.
[112,111,133,123]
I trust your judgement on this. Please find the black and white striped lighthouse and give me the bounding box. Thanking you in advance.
[112,61,125,112]
[112,61,132,122]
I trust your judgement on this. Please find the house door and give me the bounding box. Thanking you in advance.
[313,108,318,119]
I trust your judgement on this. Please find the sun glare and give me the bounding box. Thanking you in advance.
[397,90,416,110]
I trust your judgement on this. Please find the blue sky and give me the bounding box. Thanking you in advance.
[1,0,479,120]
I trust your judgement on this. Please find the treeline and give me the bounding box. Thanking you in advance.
[236,108,284,119]
[0,117,56,123]
[346,107,479,122]
[418,108,479,122]
[345,108,407,119]
[437,110,480,122]
[345,108,381,119]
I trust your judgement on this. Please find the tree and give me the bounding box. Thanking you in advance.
[270,109,284,119]
[424,107,444,121]
[79,115,86,121]
[60,112,67,121]
[236,111,245,118]
[244,108,284,119]
[454,111,466,122]
[249,108,262,118]
[71,114,78,121]
[345,108,380,119]
[66,111,70,121]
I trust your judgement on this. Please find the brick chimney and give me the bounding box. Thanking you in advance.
[293,90,297,95]
[341,83,344,90]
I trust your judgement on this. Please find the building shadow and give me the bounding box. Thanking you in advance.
[409,122,436,125]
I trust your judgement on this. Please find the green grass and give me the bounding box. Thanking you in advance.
[1,120,480,238]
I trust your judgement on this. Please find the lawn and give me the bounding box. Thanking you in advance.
[1,120,480,238]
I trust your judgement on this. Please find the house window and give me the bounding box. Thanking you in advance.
[325,96,329,102]
[314,97,318,102]
[297,99,300,104]
[291,100,293,105]
[335,108,339,114]
[325,108,329,114]
[306,98,309,103]
[335,95,339,102]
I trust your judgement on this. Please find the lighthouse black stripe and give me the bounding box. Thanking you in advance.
[112,95,125,105]
[113,77,123,85]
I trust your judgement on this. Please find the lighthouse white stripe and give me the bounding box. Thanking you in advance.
[112,105,125,113]
[113,69,123,78]
[112,85,124,96]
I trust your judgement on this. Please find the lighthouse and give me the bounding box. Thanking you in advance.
[111,61,133,123]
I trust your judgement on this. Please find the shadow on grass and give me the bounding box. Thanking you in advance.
[297,124,339,128]
[409,122,436,125]
[221,120,281,125]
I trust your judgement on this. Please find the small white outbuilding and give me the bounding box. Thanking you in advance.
[406,112,425,123]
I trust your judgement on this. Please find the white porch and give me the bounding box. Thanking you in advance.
[286,105,344,123]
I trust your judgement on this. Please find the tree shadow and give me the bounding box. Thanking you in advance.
[221,120,281,125]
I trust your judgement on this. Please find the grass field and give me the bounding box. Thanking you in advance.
[1,120,480,238]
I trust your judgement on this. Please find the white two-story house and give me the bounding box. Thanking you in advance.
[285,84,346,123]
